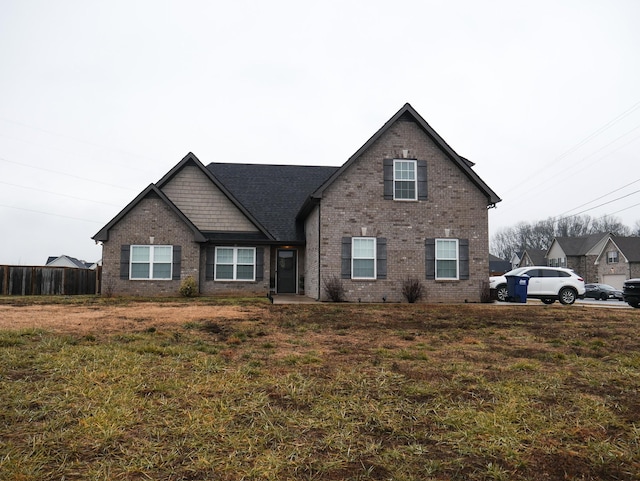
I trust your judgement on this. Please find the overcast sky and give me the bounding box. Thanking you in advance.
[1,0,639,266]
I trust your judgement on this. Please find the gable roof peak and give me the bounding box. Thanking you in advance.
[155,153,276,240]
[92,183,207,243]
[308,103,501,206]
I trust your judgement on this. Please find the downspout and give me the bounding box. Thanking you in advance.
[317,203,321,301]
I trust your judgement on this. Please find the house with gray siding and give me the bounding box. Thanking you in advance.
[93,103,501,302]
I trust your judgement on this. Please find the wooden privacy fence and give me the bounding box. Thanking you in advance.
[0,266,101,295]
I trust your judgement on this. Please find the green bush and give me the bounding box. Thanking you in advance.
[179,276,198,297]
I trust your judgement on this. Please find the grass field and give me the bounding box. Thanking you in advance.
[1,297,639,480]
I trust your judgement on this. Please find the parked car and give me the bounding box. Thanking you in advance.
[489,266,585,305]
[584,283,624,301]
[623,278,640,308]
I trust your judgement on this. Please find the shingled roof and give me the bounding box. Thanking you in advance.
[607,237,640,262]
[553,233,610,256]
[207,163,338,242]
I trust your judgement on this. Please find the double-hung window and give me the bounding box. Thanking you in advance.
[352,237,376,279]
[215,247,256,281]
[130,245,172,280]
[435,239,459,280]
[607,251,619,264]
[393,160,417,200]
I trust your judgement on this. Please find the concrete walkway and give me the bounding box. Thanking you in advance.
[271,294,320,304]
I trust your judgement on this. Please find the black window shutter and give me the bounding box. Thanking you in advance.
[341,237,351,279]
[205,246,215,281]
[417,160,427,200]
[255,247,264,281]
[425,238,435,280]
[120,245,130,280]
[459,239,469,280]
[376,238,387,279]
[383,159,393,199]
[172,246,182,280]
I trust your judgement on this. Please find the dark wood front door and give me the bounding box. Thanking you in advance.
[277,249,297,293]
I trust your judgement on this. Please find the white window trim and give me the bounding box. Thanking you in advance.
[607,251,619,264]
[351,237,376,280]
[214,247,256,281]
[435,238,459,280]
[393,159,417,201]
[130,245,173,280]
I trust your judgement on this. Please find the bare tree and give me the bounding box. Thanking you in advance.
[490,214,632,260]
[591,215,631,236]
[556,215,592,237]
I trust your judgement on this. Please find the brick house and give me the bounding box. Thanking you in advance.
[93,103,501,302]
[593,236,640,289]
[546,233,640,288]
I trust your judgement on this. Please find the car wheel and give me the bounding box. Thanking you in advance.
[558,287,577,305]
[599,293,608,301]
[628,301,640,308]
[541,298,555,305]
[496,285,508,302]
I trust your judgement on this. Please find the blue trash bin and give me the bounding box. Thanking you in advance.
[505,275,529,303]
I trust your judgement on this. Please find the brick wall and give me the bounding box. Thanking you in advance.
[198,246,270,296]
[596,239,630,282]
[304,205,320,299]
[101,195,200,296]
[566,255,598,283]
[315,118,490,303]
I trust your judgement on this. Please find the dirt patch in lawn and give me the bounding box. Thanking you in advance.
[0,302,262,335]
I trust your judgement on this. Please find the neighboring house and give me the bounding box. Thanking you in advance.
[593,236,640,289]
[518,249,547,267]
[93,103,501,302]
[489,254,511,276]
[546,233,611,282]
[46,255,95,269]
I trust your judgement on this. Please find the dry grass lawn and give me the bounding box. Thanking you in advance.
[1,296,639,480]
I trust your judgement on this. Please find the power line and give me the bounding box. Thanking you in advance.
[556,188,640,220]
[0,203,103,224]
[557,99,640,160]
[0,180,123,207]
[0,131,155,176]
[559,177,640,217]
[502,99,640,196]
[609,201,640,217]
[494,128,640,219]
[506,124,640,203]
[0,116,159,167]
[0,156,135,191]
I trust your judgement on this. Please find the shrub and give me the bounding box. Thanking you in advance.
[402,277,424,303]
[480,280,492,303]
[179,276,198,297]
[102,276,116,298]
[323,275,345,302]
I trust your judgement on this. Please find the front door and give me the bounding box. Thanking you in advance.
[277,249,297,293]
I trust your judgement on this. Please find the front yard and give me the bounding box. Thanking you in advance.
[1,298,639,480]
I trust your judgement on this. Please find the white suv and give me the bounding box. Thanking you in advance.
[490,266,585,305]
